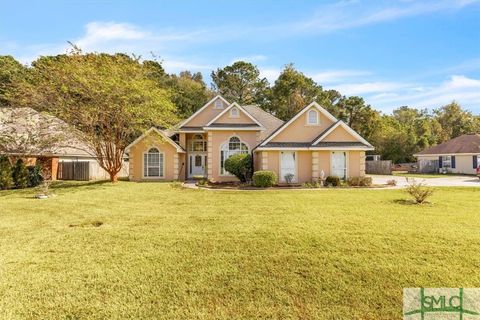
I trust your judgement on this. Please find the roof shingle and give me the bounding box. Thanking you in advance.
[416,134,480,155]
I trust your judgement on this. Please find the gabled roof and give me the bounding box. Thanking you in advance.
[242,105,284,140]
[415,134,480,155]
[260,102,338,146]
[312,120,373,147]
[177,95,230,128]
[125,127,185,153]
[205,102,265,128]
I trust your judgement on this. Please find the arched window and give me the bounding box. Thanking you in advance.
[143,147,164,177]
[189,134,206,152]
[230,107,239,118]
[307,109,319,125]
[214,99,224,109]
[220,136,249,175]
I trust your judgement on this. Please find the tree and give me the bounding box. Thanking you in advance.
[434,101,478,142]
[12,159,29,189]
[0,156,13,190]
[0,56,26,106]
[7,48,177,182]
[168,71,212,118]
[211,61,269,105]
[268,64,324,120]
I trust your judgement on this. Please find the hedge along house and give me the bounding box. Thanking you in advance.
[414,134,480,174]
[126,95,374,183]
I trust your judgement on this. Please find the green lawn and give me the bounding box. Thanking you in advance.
[1,182,479,319]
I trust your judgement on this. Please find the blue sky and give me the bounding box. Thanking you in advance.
[1,0,479,113]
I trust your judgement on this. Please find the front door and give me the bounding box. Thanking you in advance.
[280,151,297,183]
[331,151,347,179]
[189,154,206,178]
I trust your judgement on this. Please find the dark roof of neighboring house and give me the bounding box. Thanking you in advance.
[0,107,94,158]
[416,134,480,155]
[206,123,261,128]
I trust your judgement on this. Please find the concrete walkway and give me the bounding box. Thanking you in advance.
[370,174,480,187]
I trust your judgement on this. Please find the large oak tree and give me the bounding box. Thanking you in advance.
[7,49,177,182]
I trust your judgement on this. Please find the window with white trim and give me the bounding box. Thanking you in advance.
[214,99,224,109]
[442,155,452,168]
[307,109,319,125]
[230,107,239,118]
[189,134,207,152]
[220,136,248,175]
[143,148,164,177]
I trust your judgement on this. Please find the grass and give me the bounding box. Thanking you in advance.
[1,181,480,319]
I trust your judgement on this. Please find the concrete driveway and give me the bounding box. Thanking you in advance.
[370,174,480,187]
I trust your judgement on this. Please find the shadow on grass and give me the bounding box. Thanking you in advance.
[393,199,433,206]
[51,180,112,190]
[0,180,117,198]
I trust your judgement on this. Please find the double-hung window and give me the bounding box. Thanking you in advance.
[442,155,452,168]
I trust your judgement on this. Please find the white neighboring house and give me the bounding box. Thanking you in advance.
[414,134,480,175]
[0,107,128,180]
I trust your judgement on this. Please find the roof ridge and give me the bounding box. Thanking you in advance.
[242,104,283,124]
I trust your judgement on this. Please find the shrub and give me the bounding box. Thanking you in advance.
[224,153,253,182]
[27,165,44,188]
[303,181,320,188]
[12,159,29,189]
[169,180,182,189]
[405,178,434,204]
[347,176,372,187]
[252,170,277,188]
[196,179,208,187]
[324,176,340,187]
[0,156,13,190]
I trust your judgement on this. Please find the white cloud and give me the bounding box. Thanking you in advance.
[294,0,479,33]
[329,81,410,95]
[259,68,281,83]
[230,55,268,64]
[161,59,214,72]
[363,75,480,111]
[310,70,370,84]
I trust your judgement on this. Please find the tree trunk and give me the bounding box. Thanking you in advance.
[109,171,118,183]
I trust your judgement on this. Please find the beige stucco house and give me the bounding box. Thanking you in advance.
[126,95,374,183]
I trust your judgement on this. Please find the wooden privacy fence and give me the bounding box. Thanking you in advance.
[418,159,439,173]
[57,161,89,181]
[365,160,392,175]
